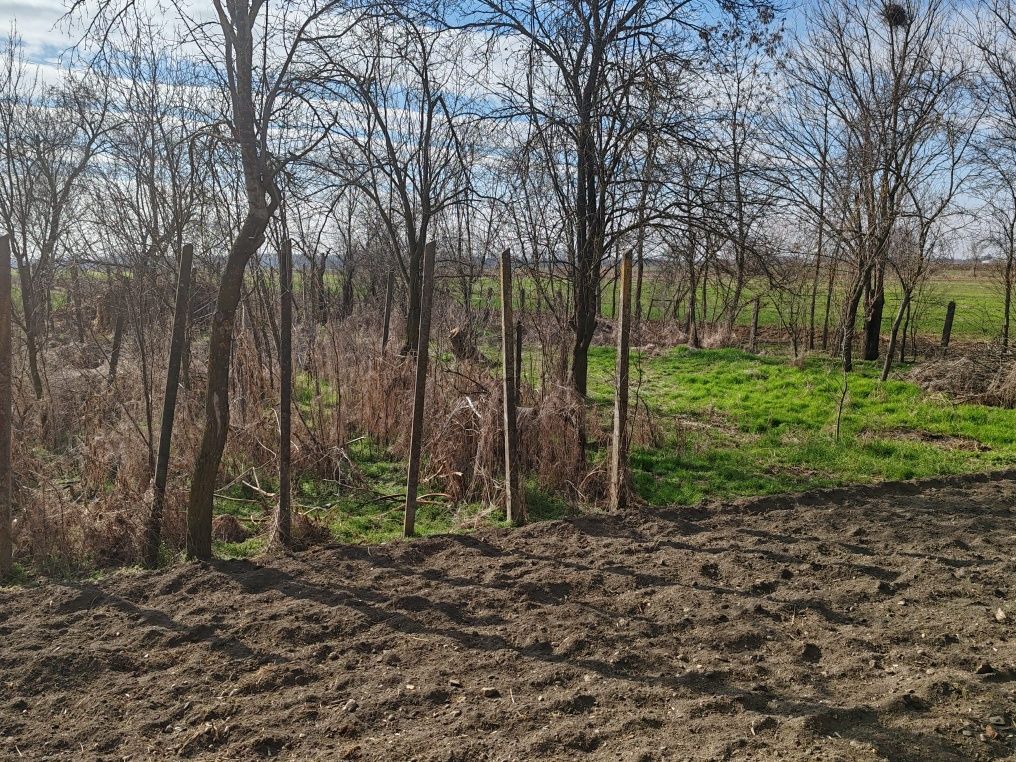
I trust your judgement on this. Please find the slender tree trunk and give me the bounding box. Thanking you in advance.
[404,241,437,537]
[862,262,884,361]
[272,239,293,549]
[70,262,85,344]
[571,119,600,398]
[187,208,271,560]
[842,268,869,373]
[500,249,525,526]
[0,235,13,577]
[899,299,910,363]
[880,291,910,382]
[821,256,837,352]
[514,319,524,402]
[1003,256,1013,353]
[381,270,394,353]
[608,250,633,512]
[144,243,194,567]
[634,244,645,324]
[686,251,700,348]
[12,247,43,400]
[402,244,424,355]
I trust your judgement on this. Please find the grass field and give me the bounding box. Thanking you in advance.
[533,266,1007,342]
[587,346,1016,504]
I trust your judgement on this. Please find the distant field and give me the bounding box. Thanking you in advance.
[602,267,1006,342]
[469,265,1007,343]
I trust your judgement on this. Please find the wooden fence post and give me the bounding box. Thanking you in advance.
[941,300,956,352]
[500,249,525,526]
[381,270,395,353]
[144,243,194,567]
[608,249,633,512]
[749,297,761,353]
[272,239,294,549]
[0,235,12,577]
[404,241,437,537]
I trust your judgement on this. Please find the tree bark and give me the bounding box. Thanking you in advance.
[404,241,437,537]
[272,239,293,549]
[187,208,272,560]
[0,235,13,577]
[381,270,395,352]
[880,291,910,382]
[500,249,525,525]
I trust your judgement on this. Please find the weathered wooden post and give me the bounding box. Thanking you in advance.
[272,239,294,549]
[0,235,12,577]
[749,297,761,353]
[404,242,437,537]
[608,249,633,512]
[500,249,526,526]
[381,270,395,353]
[144,243,194,567]
[941,300,956,352]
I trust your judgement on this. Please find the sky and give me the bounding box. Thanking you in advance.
[4,0,73,56]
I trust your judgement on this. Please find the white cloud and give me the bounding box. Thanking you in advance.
[1,0,74,61]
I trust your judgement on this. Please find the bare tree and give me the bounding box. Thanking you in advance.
[774,0,969,371]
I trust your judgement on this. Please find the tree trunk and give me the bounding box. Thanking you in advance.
[880,291,910,382]
[381,270,395,352]
[186,208,271,560]
[862,268,884,362]
[70,262,86,344]
[842,269,869,373]
[404,241,437,537]
[0,235,13,577]
[821,257,837,351]
[144,243,193,567]
[272,239,293,549]
[1003,257,1013,353]
[12,247,43,400]
[402,244,424,355]
[500,249,525,526]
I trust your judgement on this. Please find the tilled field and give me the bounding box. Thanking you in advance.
[0,474,1014,760]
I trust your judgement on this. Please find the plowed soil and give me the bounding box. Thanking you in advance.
[1,475,1014,761]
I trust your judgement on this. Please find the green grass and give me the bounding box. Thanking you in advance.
[209,439,572,559]
[472,267,1006,342]
[209,332,1016,562]
[584,346,1016,506]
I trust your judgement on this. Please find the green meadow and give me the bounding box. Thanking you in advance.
[213,342,1016,556]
